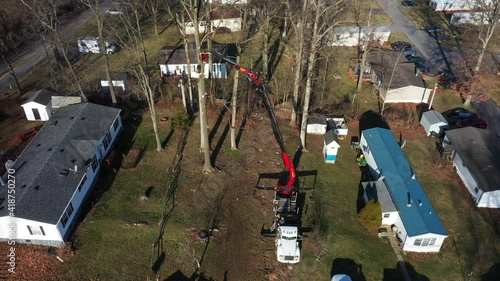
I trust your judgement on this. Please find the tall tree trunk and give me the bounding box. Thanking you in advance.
[0,52,22,95]
[230,46,241,150]
[95,0,117,104]
[357,2,373,91]
[300,0,321,149]
[207,19,214,105]
[289,0,308,126]
[193,13,214,173]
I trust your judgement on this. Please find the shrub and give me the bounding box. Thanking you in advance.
[357,199,382,231]
[171,110,190,130]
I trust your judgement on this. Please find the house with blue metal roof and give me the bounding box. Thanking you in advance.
[360,127,447,253]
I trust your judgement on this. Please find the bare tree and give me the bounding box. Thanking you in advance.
[21,0,87,101]
[287,0,309,126]
[356,0,373,91]
[473,0,500,75]
[179,0,215,173]
[81,0,117,104]
[299,0,346,149]
[144,0,162,35]
[117,0,163,152]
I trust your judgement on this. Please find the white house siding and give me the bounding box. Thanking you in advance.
[160,63,228,79]
[184,18,242,35]
[478,191,500,208]
[359,134,381,178]
[307,124,327,135]
[393,214,408,246]
[101,80,126,93]
[0,217,62,246]
[451,12,488,25]
[429,0,486,12]
[328,26,391,47]
[21,101,52,121]
[403,234,447,253]
[383,86,431,104]
[452,152,482,201]
[381,211,399,226]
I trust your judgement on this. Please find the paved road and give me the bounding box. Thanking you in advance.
[0,7,94,96]
[376,0,468,79]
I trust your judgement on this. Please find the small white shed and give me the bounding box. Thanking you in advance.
[100,72,128,94]
[420,110,448,136]
[307,116,327,135]
[21,89,56,121]
[324,130,340,164]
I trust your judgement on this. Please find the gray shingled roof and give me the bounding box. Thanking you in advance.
[367,50,427,90]
[324,130,339,146]
[159,43,228,65]
[23,89,57,106]
[362,181,397,213]
[445,127,500,192]
[0,103,120,224]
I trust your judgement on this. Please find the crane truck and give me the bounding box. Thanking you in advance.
[211,52,303,263]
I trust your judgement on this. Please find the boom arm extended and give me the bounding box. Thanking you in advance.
[213,52,297,192]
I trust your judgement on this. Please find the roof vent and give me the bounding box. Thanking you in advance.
[59,169,70,177]
[71,159,76,163]
[81,117,86,121]
[21,184,26,188]
[34,185,40,190]
[48,148,52,151]
[51,120,58,126]
[70,117,74,120]
[60,149,65,153]
[418,200,422,207]
[36,143,41,147]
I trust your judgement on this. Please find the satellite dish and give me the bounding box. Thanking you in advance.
[5,160,14,170]
[331,274,352,281]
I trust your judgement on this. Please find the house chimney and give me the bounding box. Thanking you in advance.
[418,200,422,207]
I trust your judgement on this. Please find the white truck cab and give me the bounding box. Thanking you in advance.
[275,225,300,263]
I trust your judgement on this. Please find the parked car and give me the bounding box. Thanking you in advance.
[457,117,488,129]
[415,63,431,74]
[425,25,445,33]
[391,41,412,51]
[402,48,417,57]
[405,55,426,64]
[401,0,417,7]
[446,107,476,119]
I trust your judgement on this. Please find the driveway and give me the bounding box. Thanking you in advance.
[376,0,469,79]
[475,100,500,137]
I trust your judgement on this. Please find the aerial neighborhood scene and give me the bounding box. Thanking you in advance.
[1,0,500,280]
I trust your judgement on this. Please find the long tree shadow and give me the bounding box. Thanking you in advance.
[209,105,227,144]
[235,88,260,147]
[210,122,230,166]
[331,258,367,281]
[482,263,500,281]
[267,34,285,81]
[383,261,430,281]
[162,128,175,149]
[358,110,390,134]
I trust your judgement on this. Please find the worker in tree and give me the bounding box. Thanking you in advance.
[357,154,367,167]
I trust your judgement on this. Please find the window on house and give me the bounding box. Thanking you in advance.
[67,202,74,217]
[27,226,44,235]
[422,238,430,246]
[78,174,87,192]
[61,213,69,227]
[103,132,111,150]
[113,118,119,131]
[414,239,422,246]
[429,238,436,246]
[91,155,99,172]
[383,213,390,218]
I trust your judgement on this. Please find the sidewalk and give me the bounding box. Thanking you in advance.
[387,227,412,281]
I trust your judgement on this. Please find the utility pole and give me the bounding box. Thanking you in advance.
[428,83,438,110]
